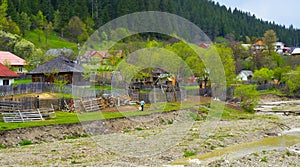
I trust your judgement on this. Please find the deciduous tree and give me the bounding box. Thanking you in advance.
[263,29,277,55]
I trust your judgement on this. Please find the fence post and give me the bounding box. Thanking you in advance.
[37,108,44,120]
[18,110,24,122]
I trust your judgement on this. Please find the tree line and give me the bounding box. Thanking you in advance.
[0,0,299,45]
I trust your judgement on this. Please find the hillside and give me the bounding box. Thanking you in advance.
[4,0,300,46]
[23,30,77,53]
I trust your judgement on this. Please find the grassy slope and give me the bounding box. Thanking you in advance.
[0,100,276,131]
[24,30,77,53]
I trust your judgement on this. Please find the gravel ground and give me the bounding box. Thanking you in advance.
[0,112,299,166]
[0,94,299,166]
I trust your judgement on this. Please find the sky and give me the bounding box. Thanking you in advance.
[213,0,300,29]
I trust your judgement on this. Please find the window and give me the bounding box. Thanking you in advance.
[3,80,9,85]
[18,67,23,72]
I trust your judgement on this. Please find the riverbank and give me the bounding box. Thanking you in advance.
[0,110,298,166]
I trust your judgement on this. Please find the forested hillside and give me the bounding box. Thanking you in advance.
[3,0,300,46]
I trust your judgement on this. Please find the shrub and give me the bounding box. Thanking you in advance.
[19,140,32,146]
[135,127,143,131]
[64,135,78,139]
[184,150,196,157]
[260,156,267,162]
[234,85,260,112]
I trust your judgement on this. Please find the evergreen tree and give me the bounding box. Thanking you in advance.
[19,12,31,36]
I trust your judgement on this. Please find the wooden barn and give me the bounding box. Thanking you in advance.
[28,55,84,84]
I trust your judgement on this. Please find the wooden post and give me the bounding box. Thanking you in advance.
[18,110,24,122]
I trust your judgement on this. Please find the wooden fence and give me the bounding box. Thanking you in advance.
[0,83,73,97]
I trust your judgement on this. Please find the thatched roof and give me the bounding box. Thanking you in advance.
[28,55,83,74]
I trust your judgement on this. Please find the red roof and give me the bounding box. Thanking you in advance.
[0,51,26,66]
[0,63,19,77]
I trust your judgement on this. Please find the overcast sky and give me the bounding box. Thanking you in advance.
[213,0,300,29]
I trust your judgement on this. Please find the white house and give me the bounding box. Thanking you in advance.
[237,70,253,81]
[292,48,300,56]
[274,42,284,54]
[0,63,19,85]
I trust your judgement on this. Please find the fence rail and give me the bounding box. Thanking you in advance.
[0,83,73,96]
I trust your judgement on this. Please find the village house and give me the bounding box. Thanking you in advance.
[81,50,123,65]
[291,48,300,56]
[252,39,265,50]
[237,70,253,82]
[0,51,26,74]
[0,63,19,86]
[27,55,84,84]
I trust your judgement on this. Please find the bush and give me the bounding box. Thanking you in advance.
[234,85,260,112]
[134,127,143,131]
[19,140,32,146]
[64,135,78,139]
[184,150,196,157]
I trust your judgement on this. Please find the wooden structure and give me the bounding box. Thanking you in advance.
[1,108,55,123]
[28,55,84,84]
[75,95,136,112]
[0,100,55,123]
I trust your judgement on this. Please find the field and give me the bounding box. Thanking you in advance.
[24,30,77,52]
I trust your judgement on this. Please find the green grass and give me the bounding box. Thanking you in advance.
[0,99,276,131]
[182,86,199,90]
[0,101,194,131]
[14,79,32,84]
[24,30,77,52]
[19,140,33,146]
[258,89,286,96]
[89,85,113,90]
[184,150,196,157]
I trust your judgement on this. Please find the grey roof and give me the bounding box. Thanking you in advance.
[28,55,83,74]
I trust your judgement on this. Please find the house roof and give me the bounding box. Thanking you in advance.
[239,70,253,76]
[84,50,112,59]
[253,39,264,46]
[0,63,19,78]
[199,43,211,49]
[28,55,84,74]
[292,48,300,55]
[0,51,26,66]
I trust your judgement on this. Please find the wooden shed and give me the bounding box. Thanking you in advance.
[28,55,84,84]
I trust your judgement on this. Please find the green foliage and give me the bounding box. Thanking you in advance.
[273,66,291,81]
[234,85,260,112]
[13,38,35,58]
[184,150,196,157]
[283,66,300,94]
[263,30,278,55]
[54,78,68,89]
[189,112,201,121]
[66,16,87,42]
[23,30,77,51]
[216,45,236,85]
[19,12,31,35]
[19,140,32,146]
[134,127,143,131]
[81,134,89,138]
[260,156,267,162]
[64,135,78,139]
[210,145,217,150]
[2,0,300,45]
[253,68,274,84]
[14,79,32,85]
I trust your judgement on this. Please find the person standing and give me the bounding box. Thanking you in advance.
[36,95,40,109]
[140,100,145,111]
